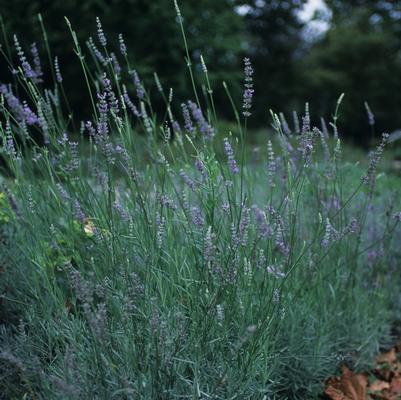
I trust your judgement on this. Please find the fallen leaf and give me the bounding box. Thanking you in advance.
[325,384,348,400]
[389,376,401,396]
[374,367,393,382]
[369,380,390,392]
[324,366,368,400]
[377,349,397,365]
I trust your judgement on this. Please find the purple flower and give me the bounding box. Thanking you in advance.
[114,144,129,162]
[363,132,389,186]
[37,101,49,142]
[66,141,79,174]
[88,37,107,65]
[301,102,310,134]
[267,140,276,187]
[113,201,130,221]
[22,102,38,125]
[122,85,141,117]
[110,53,121,78]
[85,121,96,138]
[0,84,20,112]
[130,70,145,100]
[187,101,215,139]
[96,17,107,47]
[321,218,338,248]
[194,159,208,179]
[172,120,181,134]
[4,121,17,158]
[54,56,63,83]
[239,206,250,246]
[342,218,358,236]
[73,200,85,224]
[242,58,254,117]
[222,203,230,214]
[223,138,239,174]
[181,103,194,136]
[118,33,127,56]
[56,183,69,200]
[158,193,177,211]
[179,169,196,192]
[0,85,37,126]
[269,206,289,255]
[253,206,272,238]
[298,127,317,166]
[97,92,108,116]
[30,42,43,82]
[191,206,204,228]
[13,35,36,81]
[101,73,119,115]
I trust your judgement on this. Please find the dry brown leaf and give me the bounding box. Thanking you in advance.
[325,343,401,399]
[325,366,368,400]
[376,349,397,365]
[389,376,401,396]
[369,380,390,392]
[325,385,348,400]
[374,367,394,382]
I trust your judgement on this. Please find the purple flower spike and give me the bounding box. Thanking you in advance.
[96,17,107,47]
[194,159,208,179]
[242,58,254,117]
[187,101,215,140]
[179,169,196,192]
[130,70,145,100]
[363,132,389,186]
[23,102,38,125]
[13,35,37,81]
[191,206,204,228]
[118,33,127,56]
[30,42,43,81]
[122,86,141,118]
[223,137,239,174]
[54,57,63,83]
[181,103,195,136]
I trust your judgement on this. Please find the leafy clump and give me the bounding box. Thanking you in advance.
[0,9,400,400]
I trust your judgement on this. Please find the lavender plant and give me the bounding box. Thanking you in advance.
[0,9,400,400]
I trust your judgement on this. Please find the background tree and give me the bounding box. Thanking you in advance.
[235,0,308,127]
[302,0,401,144]
[0,0,244,121]
[2,0,401,144]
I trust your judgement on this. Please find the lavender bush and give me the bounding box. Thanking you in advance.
[0,7,400,399]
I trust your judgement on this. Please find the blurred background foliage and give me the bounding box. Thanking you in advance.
[1,0,401,146]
